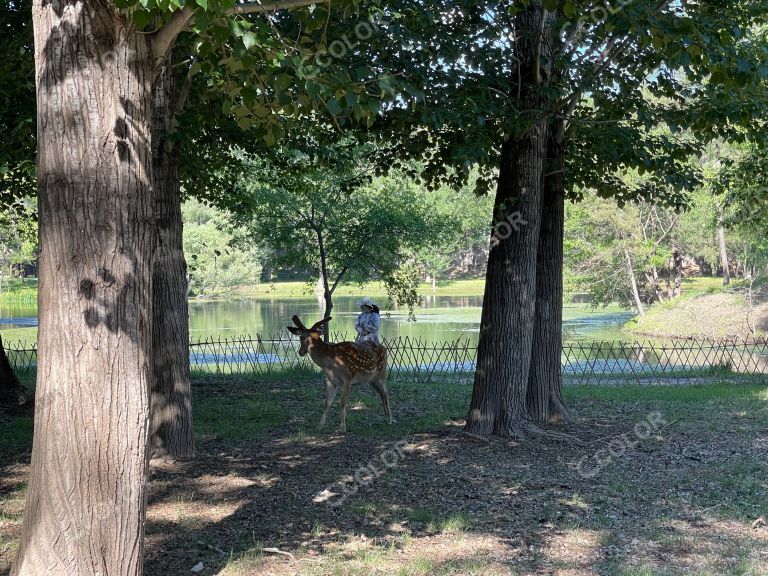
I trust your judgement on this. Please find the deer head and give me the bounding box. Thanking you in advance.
[287,315,331,356]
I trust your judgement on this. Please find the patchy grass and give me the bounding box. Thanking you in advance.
[626,280,768,339]
[2,376,768,575]
[0,278,37,307]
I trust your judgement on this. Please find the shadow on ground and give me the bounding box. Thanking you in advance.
[2,378,768,575]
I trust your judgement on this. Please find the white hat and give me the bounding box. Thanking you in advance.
[357,296,375,307]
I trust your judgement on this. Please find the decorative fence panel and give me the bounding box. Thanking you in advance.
[4,335,768,385]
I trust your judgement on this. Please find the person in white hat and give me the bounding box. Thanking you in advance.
[355,296,381,343]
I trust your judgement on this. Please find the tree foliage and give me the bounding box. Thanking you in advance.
[0,0,35,204]
[237,140,456,315]
[183,199,262,295]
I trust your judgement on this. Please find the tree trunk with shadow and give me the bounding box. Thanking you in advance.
[465,4,554,437]
[149,59,194,460]
[12,3,155,574]
[527,122,567,423]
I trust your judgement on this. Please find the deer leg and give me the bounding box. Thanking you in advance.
[371,376,393,424]
[319,377,338,430]
[339,379,352,433]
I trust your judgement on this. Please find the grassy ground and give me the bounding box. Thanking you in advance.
[0,278,37,307]
[2,373,767,575]
[627,277,768,340]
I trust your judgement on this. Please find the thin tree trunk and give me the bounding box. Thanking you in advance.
[13,3,156,575]
[645,268,664,303]
[624,247,645,318]
[316,229,333,342]
[527,121,567,424]
[672,249,682,298]
[718,225,730,286]
[149,59,194,460]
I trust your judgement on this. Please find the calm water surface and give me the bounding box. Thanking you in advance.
[0,294,633,344]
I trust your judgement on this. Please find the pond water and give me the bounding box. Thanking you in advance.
[0,294,634,345]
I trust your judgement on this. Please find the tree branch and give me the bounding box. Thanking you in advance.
[152,0,329,66]
[231,0,328,15]
[152,6,196,63]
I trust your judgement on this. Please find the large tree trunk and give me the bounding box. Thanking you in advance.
[527,123,567,424]
[718,225,730,286]
[0,335,30,408]
[465,3,555,437]
[13,3,156,575]
[149,60,194,460]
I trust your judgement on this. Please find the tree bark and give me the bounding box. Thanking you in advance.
[650,266,664,303]
[13,3,156,575]
[527,123,567,424]
[149,59,194,460]
[0,335,30,408]
[624,247,646,317]
[671,249,682,298]
[718,224,730,286]
[465,3,555,437]
[316,230,333,342]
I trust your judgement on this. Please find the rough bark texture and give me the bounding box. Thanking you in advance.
[527,125,567,423]
[0,335,30,408]
[13,3,155,574]
[465,6,552,436]
[149,60,194,460]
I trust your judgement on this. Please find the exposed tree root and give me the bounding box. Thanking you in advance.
[548,395,570,424]
[521,422,587,446]
[459,431,491,443]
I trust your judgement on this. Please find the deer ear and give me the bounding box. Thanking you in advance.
[287,326,301,335]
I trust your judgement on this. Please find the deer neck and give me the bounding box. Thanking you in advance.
[306,338,335,369]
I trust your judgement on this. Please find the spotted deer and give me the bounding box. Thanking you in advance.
[287,315,392,432]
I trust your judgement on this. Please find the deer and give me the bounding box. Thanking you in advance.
[287,315,392,432]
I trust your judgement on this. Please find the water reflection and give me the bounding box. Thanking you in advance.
[0,296,633,345]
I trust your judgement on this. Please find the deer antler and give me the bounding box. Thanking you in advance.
[291,315,307,330]
[310,317,332,332]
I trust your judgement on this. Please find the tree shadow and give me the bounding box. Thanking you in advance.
[133,380,768,575]
[5,377,767,575]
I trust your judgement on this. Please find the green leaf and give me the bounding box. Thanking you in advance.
[131,9,153,29]
[242,32,258,50]
[326,98,343,116]
[196,0,208,10]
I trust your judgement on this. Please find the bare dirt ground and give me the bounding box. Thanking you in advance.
[2,379,767,575]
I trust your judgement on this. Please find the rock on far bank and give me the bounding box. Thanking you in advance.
[627,287,768,340]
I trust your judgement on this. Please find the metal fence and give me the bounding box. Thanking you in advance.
[5,334,768,386]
